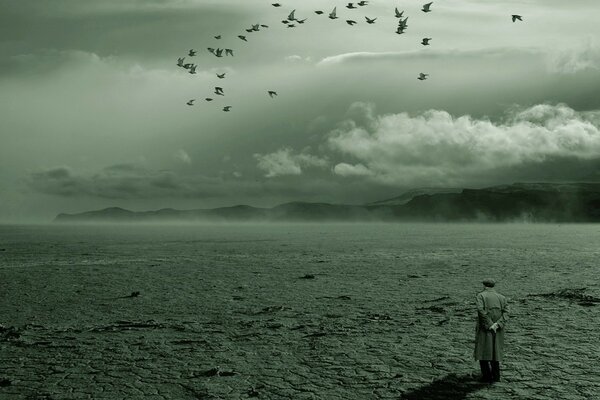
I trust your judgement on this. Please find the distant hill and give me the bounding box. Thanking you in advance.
[54,182,600,223]
[367,187,462,206]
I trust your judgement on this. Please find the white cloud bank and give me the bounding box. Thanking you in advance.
[254,148,328,177]
[327,102,600,186]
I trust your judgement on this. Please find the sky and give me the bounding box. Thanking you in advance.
[1,0,600,222]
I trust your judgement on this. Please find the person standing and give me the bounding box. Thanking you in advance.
[474,278,509,383]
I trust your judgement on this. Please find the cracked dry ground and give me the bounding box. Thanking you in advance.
[1,223,600,399]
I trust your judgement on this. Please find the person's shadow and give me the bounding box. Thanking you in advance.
[400,373,488,400]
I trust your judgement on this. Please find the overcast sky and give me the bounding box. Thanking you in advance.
[1,0,600,222]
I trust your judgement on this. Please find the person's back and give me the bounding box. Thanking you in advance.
[474,278,509,383]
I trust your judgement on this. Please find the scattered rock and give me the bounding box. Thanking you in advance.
[299,274,315,279]
[199,367,236,377]
[530,288,600,305]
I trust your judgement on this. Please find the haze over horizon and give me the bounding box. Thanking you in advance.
[2,0,600,222]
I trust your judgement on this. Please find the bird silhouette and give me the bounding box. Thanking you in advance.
[315,10,324,15]
[188,65,197,74]
[214,35,221,39]
[346,20,357,26]
[186,99,195,106]
[288,10,296,21]
[215,48,224,57]
[251,24,260,31]
[225,49,234,56]
[287,24,296,28]
[188,49,196,56]
[421,38,432,45]
[512,14,523,22]
[358,0,368,5]
[297,18,307,24]
[245,28,253,33]
[217,73,226,79]
[183,63,193,69]
[329,7,338,19]
[422,2,433,12]
[261,24,269,28]
[365,17,376,24]
[282,20,289,24]
[272,3,281,7]
[238,35,247,41]
[177,57,185,67]
[418,73,429,80]
[268,91,278,98]
[215,87,225,96]
[207,48,215,54]
[395,8,404,18]
[205,98,214,102]
[223,106,232,112]
[346,3,357,9]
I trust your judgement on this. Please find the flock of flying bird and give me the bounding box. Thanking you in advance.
[177,2,524,110]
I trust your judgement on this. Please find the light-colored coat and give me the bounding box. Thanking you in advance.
[474,287,509,361]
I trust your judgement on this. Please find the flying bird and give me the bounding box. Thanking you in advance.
[225,49,234,56]
[177,57,185,67]
[252,24,260,31]
[512,14,523,22]
[188,65,197,74]
[186,99,195,106]
[272,3,281,7]
[215,48,224,57]
[346,3,356,9]
[217,73,226,79]
[238,35,247,41]
[395,8,404,18]
[421,38,432,45]
[297,18,307,24]
[207,48,215,54]
[205,98,214,102]
[268,90,278,98]
[223,106,232,112]
[288,10,296,21]
[214,35,221,39]
[245,28,253,33]
[346,20,357,26]
[282,20,289,24]
[315,10,324,15]
[422,2,433,12]
[261,24,269,28]
[188,49,196,56]
[215,87,224,96]
[358,0,368,5]
[365,17,376,24]
[183,63,193,69]
[329,7,338,19]
[418,73,429,80]
[287,24,296,28]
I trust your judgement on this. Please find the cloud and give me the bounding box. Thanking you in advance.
[547,40,600,74]
[174,149,192,165]
[254,148,328,178]
[333,163,373,177]
[317,47,542,66]
[326,102,600,186]
[27,163,219,199]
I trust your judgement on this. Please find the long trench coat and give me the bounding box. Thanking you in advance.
[474,287,509,361]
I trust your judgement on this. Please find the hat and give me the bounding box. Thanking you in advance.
[482,278,496,287]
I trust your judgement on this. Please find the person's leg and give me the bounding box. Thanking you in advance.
[491,361,500,382]
[479,361,492,382]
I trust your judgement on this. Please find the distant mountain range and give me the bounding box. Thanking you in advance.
[54,183,600,223]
